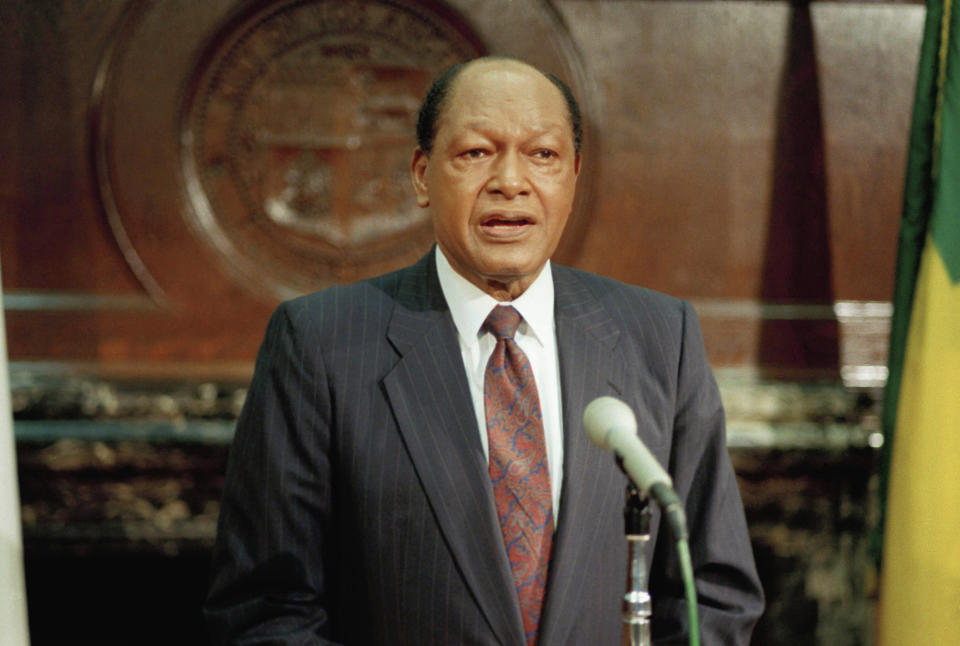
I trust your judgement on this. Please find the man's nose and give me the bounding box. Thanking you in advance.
[488,151,528,198]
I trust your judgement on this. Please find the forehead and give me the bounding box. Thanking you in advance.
[439,62,571,139]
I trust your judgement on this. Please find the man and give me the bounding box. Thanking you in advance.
[206,57,764,645]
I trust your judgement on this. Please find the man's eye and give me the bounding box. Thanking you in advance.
[533,149,557,160]
[461,149,487,159]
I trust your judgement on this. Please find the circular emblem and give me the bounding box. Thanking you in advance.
[93,0,598,307]
[181,0,485,297]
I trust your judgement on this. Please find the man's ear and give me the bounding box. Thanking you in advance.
[410,148,430,207]
[574,153,582,178]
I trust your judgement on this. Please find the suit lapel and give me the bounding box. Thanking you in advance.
[539,267,629,645]
[382,252,525,646]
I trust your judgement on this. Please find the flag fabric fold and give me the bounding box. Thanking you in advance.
[877,0,960,642]
[0,267,31,646]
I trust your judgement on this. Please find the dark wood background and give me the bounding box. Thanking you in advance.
[1,0,920,376]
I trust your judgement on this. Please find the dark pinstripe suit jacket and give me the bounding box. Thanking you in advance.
[205,249,764,645]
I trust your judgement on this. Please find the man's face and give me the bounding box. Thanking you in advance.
[411,61,581,299]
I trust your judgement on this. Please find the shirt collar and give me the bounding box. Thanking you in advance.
[435,246,555,347]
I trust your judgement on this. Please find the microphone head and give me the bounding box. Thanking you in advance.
[583,396,637,449]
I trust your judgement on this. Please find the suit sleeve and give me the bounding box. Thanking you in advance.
[204,302,343,645]
[649,301,765,645]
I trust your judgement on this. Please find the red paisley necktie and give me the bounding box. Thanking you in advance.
[483,305,553,646]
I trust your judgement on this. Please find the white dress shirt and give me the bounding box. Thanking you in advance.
[435,247,564,519]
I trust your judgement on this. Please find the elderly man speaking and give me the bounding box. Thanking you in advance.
[205,57,764,646]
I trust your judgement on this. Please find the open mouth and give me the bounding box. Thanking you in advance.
[480,214,535,237]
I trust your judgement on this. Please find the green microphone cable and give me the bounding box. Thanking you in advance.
[651,482,701,646]
[676,538,701,646]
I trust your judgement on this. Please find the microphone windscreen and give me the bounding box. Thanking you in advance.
[583,396,637,449]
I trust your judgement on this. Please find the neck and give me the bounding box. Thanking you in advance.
[434,245,547,302]
[478,276,533,302]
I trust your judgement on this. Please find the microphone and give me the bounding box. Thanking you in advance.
[583,396,688,540]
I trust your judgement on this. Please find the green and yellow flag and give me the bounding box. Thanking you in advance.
[877,0,960,642]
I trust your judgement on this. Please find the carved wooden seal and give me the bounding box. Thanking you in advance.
[181,0,485,296]
[92,0,597,303]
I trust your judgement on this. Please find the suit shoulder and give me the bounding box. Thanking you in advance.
[554,265,688,318]
[270,271,403,341]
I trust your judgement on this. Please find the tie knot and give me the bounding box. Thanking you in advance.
[484,305,522,340]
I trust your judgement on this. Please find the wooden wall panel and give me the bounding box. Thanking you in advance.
[558,1,920,297]
[0,2,141,293]
[1,0,923,379]
[817,3,924,301]
[555,0,920,377]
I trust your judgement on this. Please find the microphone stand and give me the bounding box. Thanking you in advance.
[623,482,652,646]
